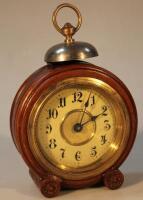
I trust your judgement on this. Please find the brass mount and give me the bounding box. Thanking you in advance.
[52,3,82,44]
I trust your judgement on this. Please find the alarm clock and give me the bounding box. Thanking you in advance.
[10,3,137,198]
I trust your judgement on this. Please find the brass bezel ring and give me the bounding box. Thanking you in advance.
[52,3,82,36]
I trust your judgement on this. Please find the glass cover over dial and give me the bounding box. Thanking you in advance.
[28,77,130,180]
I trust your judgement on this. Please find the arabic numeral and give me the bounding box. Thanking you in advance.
[49,139,57,149]
[58,97,66,108]
[75,151,81,161]
[46,124,52,134]
[102,105,108,116]
[72,92,83,103]
[104,120,111,130]
[60,148,65,158]
[101,135,107,145]
[90,146,97,157]
[47,109,58,119]
[90,95,95,106]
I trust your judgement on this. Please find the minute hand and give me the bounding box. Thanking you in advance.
[81,109,107,127]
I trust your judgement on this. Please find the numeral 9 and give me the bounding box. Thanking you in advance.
[46,124,52,134]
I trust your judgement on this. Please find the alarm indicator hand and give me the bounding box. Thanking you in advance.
[79,90,92,123]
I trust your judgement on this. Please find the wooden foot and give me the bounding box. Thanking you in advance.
[103,169,124,190]
[29,169,62,198]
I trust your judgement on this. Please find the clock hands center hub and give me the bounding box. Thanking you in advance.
[73,123,83,132]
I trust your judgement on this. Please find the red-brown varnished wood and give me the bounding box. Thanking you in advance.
[29,169,61,198]
[103,169,124,190]
[10,61,138,196]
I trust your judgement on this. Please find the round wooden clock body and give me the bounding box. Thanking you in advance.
[10,62,137,197]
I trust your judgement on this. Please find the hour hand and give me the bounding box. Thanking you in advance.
[81,106,108,126]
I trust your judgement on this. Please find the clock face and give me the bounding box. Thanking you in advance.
[28,77,130,180]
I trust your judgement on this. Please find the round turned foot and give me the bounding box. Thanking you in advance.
[103,169,124,190]
[40,175,61,198]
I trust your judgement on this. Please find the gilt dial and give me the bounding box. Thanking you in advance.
[28,77,130,180]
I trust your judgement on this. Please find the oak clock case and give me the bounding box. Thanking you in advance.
[10,3,137,198]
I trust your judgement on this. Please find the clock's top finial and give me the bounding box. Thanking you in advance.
[52,3,82,44]
[45,3,98,63]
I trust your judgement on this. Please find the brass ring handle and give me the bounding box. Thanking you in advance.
[52,3,82,41]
